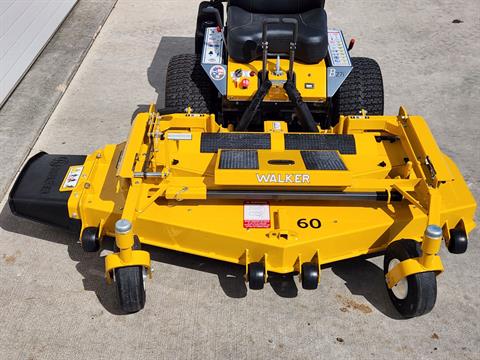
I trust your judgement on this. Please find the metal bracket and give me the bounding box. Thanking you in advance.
[105,250,152,284]
[385,256,443,289]
[327,29,353,97]
[201,27,226,95]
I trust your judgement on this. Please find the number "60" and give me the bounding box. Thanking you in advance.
[297,218,321,229]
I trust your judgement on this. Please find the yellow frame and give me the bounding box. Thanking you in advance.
[65,106,475,285]
[226,57,327,102]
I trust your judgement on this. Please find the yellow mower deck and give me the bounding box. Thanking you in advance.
[60,106,475,286]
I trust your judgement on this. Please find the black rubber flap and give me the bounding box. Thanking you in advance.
[285,134,356,154]
[8,152,86,230]
[301,151,347,170]
[201,133,271,153]
[219,150,259,169]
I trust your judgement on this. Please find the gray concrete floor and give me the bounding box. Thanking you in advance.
[1,0,479,359]
[0,0,118,199]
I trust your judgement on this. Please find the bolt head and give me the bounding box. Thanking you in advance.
[425,225,443,239]
[115,219,132,234]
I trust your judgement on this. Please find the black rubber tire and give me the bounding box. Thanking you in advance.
[332,57,384,121]
[165,54,216,114]
[115,266,146,313]
[81,227,100,252]
[384,240,437,318]
[248,262,265,290]
[448,229,468,254]
[301,262,319,290]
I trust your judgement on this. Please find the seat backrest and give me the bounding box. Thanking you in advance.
[228,0,325,14]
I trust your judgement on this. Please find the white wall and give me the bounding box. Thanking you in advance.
[0,0,78,107]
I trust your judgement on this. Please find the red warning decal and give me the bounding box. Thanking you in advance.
[243,202,271,229]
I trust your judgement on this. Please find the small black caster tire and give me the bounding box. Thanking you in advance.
[448,229,468,254]
[301,262,319,290]
[115,266,146,313]
[81,227,100,252]
[384,240,437,318]
[248,262,265,290]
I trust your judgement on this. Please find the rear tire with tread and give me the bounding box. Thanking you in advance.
[165,54,216,114]
[332,57,384,122]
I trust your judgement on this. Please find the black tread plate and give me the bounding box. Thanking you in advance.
[219,150,259,169]
[201,133,271,153]
[301,151,347,170]
[285,134,356,154]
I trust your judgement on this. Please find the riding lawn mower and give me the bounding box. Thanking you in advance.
[9,0,476,317]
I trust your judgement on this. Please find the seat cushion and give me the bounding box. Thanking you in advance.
[227,6,328,64]
[228,0,325,14]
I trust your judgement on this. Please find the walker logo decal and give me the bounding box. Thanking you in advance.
[256,173,311,184]
[209,65,225,81]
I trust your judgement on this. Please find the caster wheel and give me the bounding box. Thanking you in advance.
[81,227,100,252]
[384,240,437,318]
[448,228,468,254]
[115,266,146,313]
[248,262,265,290]
[301,262,319,290]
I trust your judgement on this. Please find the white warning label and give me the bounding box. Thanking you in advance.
[61,165,83,190]
[243,202,271,229]
[328,29,351,67]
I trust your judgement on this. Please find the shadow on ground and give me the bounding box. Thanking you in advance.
[330,258,402,319]
[1,201,399,317]
[0,203,248,314]
[131,36,194,123]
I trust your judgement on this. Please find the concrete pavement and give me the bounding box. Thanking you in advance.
[0,0,118,199]
[0,1,479,359]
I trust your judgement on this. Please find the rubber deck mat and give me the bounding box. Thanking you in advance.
[301,151,347,170]
[219,150,259,169]
[201,133,271,153]
[284,134,356,154]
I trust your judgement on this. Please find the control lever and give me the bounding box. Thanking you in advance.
[236,80,272,131]
[280,18,299,80]
[261,18,298,81]
[261,18,281,82]
[203,6,223,27]
[348,38,356,51]
[203,6,226,47]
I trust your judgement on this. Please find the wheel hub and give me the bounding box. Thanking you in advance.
[388,258,408,300]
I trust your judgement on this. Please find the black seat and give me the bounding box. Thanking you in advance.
[227,0,328,64]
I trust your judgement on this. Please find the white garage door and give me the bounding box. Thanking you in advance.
[0,0,78,107]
